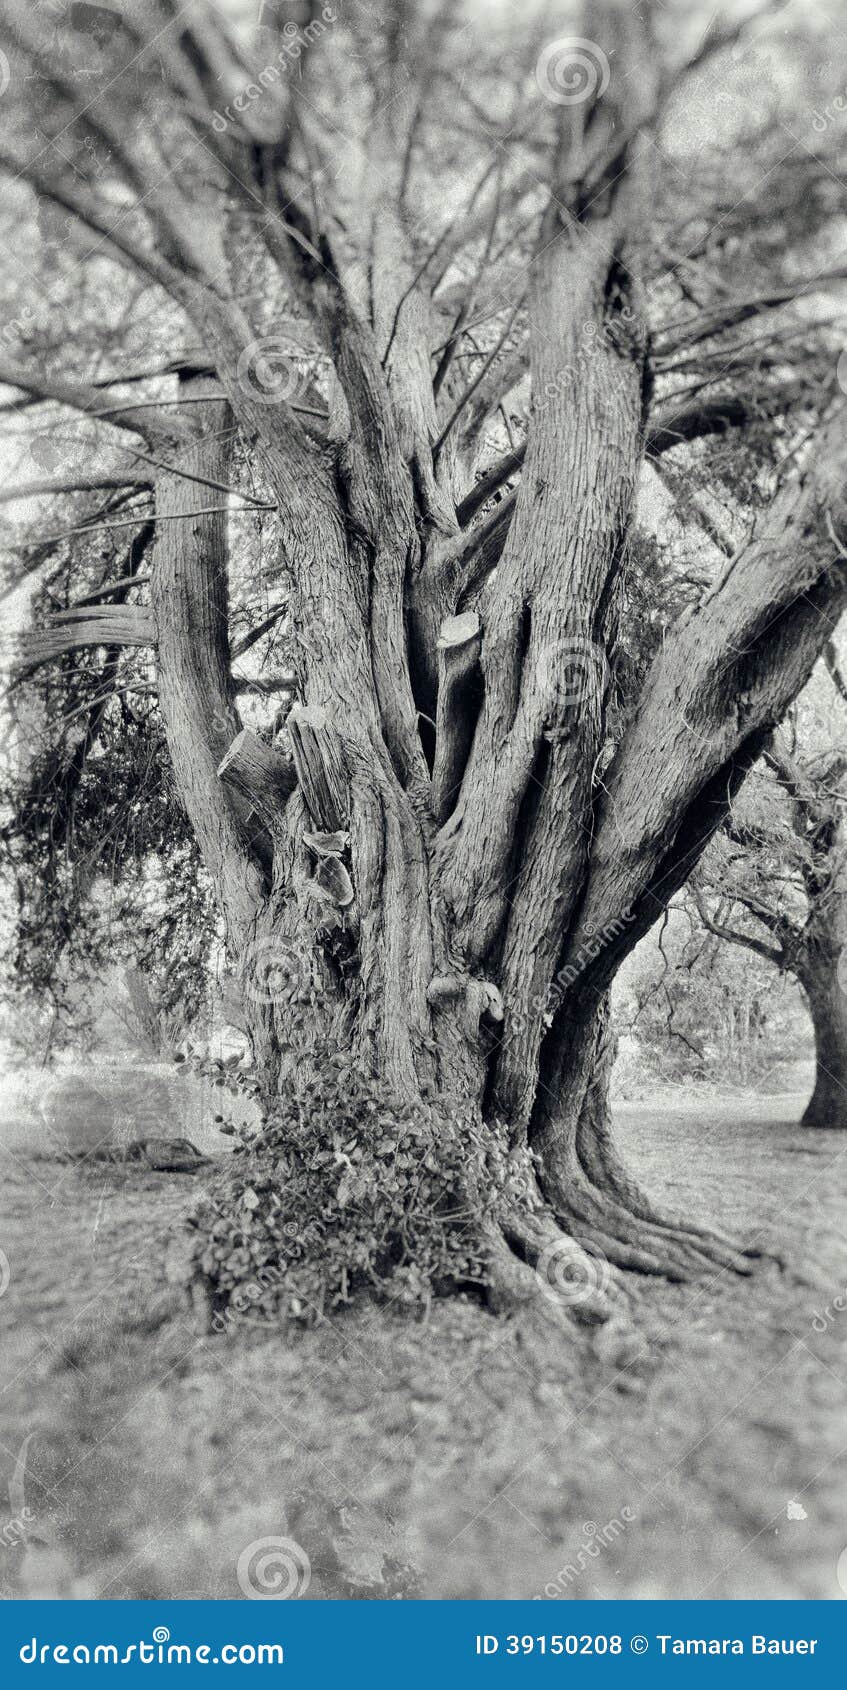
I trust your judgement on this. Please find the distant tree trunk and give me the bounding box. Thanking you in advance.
[124,966,171,1060]
[772,766,847,1128]
[799,953,847,1128]
[692,737,847,1125]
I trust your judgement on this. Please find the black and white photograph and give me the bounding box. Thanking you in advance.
[0,0,846,1617]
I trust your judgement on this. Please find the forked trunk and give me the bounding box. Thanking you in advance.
[8,0,847,1341]
[140,10,845,1327]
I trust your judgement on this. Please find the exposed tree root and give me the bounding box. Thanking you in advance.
[576,1103,773,1268]
[555,1165,758,1279]
[538,1130,773,1286]
[482,1194,629,1330]
[510,1223,622,1320]
[525,1066,777,1290]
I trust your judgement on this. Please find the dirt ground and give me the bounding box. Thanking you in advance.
[1,1065,846,1602]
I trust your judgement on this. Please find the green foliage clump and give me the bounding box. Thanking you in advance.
[188,1054,524,1328]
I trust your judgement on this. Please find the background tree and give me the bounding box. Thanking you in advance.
[614,901,808,1092]
[691,649,847,1128]
[1,0,847,1325]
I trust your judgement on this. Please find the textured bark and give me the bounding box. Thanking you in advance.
[150,375,266,946]
[800,957,847,1128]
[14,604,154,670]
[181,270,450,1100]
[287,706,348,833]
[532,996,762,1282]
[795,814,847,1130]
[549,406,847,1016]
[217,729,296,834]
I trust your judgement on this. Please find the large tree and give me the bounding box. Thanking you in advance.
[2,0,847,1323]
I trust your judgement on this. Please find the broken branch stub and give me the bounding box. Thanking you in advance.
[303,829,350,858]
[217,727,297,829]
[287,703,349,831]
[302,826,353,911]
[312,855,354,907]
[426,971,504,1038]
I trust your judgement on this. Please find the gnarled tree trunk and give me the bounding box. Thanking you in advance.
[147,50,847,1323]
[5,0,847,1327]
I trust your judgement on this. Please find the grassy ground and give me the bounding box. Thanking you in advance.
[1,1065,846,1601]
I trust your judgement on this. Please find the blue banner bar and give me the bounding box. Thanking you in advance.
[0,1601,844,1686]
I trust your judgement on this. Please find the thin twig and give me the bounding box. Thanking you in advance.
[20,505,275,546]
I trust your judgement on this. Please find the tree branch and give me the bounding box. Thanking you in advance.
[0,146,182,296]
[645,381,806,459]
[11,606,156,673]
[654,268,847,357]
[691,885,784,965]
[456,444,525,527]
[553,403,847,1000]
[0,476,148,508]
[0,358,171,442]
